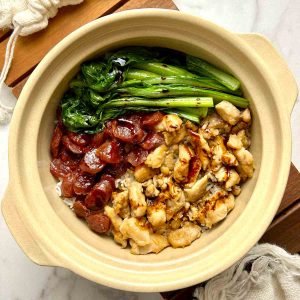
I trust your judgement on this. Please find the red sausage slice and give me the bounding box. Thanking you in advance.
[140,132,164,150]
[50,124,63,158]
[80,149,106,175]
[96,140,122,164]
[126,148,148,167]
[86,213,111,233]
[142,111,164,127]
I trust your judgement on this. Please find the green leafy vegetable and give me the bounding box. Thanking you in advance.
[186,55,241,91]
[60,47,249,133]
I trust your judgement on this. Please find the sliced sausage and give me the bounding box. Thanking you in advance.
[50,124,63,158]
[86,213,111,233]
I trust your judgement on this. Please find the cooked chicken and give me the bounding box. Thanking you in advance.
[164,114,183,132]
[147,201,167,227]
[104,206,123,231]
[241,108,251,123]
[154,114,183,132]
[234,147,254,179]
[216,101,240,125]
[174,144,194,182]
[184,175,208,202]
[225,169,240,189]
[120,217,151,247]
[134,165,158,183]
[130,233,169,255]
[112,190,130,219]
[128,181,147,217]
[205,199,229,228]
[163,126,186,145]
[166,184,186,220]
[101,108,253,253]
[145,183,160,198]
[168,223,201,248]
[145,144,168,169]
[237,129,251,148]
[227,134,243,150]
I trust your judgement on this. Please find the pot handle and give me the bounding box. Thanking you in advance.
[1,185,57,266]
[238,33,298,116]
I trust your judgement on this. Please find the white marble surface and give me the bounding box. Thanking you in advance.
[0,0,299,299]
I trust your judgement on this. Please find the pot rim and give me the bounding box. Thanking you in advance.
[6,9,292,292]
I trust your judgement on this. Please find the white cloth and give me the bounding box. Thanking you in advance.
[194,244,300,300]
[0,0,84,124]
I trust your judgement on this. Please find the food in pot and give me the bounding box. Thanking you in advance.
[50,47,254,254]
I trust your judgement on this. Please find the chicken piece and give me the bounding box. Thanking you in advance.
[234,147,254,179]
[215,101,240,125]
[120,217,151,247]
[145,144,168,169]
[153,174,171,191]
[224,193,235,212]
[185,120,198,131]
[160,151,176,175]
[115,171,134,191]
[198,132,210,153]
[241,108,251,123]
[186,156,202,185]
[134,165,158,183]
[205,199,228,228]
[199,149,210,171]
[188,130,210,172]
[232,185,241,196]
[214,167,229,182]
[231,121,249,134]
[167,223,201,248]
[200,185,227,209]
[147,202,167,227]
[154,114,183,132]
[201,193,235,228]
[184,175,208,202]
[225,169,240,189]
[189,130,210,154]
[104,206,123,231]
[145,183,160,198]
[187,205,199,222]
[164,114,183,132]
[210,136,227,172]
[128,181,147,217]
[237,130,251,148]
[166,184,186,220]
[227,134,243,150]
[170,218,182,230]
[200,113,231,139]
[111,190,130,219]
[163,125,186,146]
[174,144,194,182]
[130,233,169,255]
[222,151,238,166]
[112,230,127,248]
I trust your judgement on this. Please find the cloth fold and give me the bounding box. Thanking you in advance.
[194,244,300,300]
[0,0,84,124]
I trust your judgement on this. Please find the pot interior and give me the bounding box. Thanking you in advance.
[37,40,262,263]
[15,12,284,287]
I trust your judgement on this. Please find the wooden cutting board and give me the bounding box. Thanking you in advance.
[2,0,300,298]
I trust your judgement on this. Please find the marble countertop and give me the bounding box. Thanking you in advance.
[0,0,299,299]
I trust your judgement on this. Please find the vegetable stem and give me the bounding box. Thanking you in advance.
[133,62,196,77]
[103,97,214,108]
[186,55,241,91]
[117,85,249,108]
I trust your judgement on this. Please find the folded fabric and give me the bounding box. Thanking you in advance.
[0,0,84,124]
[194,244,300,300]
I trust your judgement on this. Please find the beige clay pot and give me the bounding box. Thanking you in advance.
[1,9,298,292]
